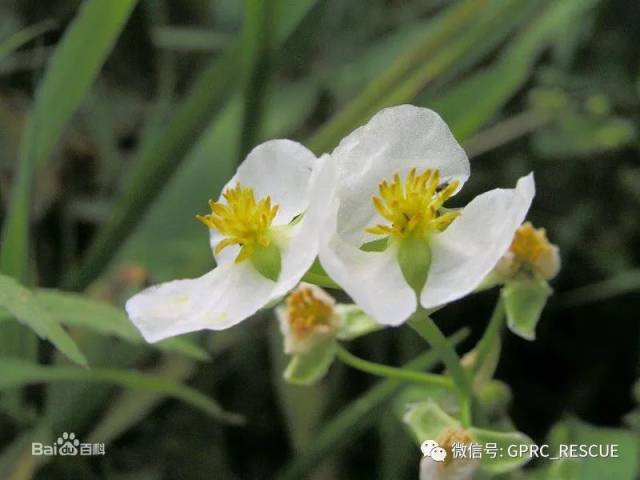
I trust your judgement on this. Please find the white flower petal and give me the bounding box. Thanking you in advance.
[331,105,470,245]
[421,174,535,309]
[224,139,317,224]
[270,155,336,300]
[126,261,275,342]
[319,201,416,326]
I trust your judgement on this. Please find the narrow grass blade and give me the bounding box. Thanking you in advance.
[555,270,640,308]
[0,275,87,367]
[35,289,210,361]
[306,0,487,154]
[0,357,244,425]
[0,20,57,63]
[86,354,195,444]
[238,0,278,160]
[0,0,138,281]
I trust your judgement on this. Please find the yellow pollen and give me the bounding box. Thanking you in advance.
[286,287,334,340]
[196,183,279,263]
[436,427,474,466]
[365,168,460,239]
[509,222,552,265]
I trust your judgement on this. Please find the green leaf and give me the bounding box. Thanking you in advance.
[335,304,383,341]
[503,280,552,341]
[0,274,87,367]
[307,0,488,154]
[0,0,138,281]
[284,339,336,386]
[0,357,244,426]
[34,289,210,361]
[541,418,639,480]
[430,0,599,141]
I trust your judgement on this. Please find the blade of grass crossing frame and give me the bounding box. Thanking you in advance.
[0,20,57,63]
[1,0,138,282]
[238,0,278,161]
[0,358,244,426]
[306,0,487,154]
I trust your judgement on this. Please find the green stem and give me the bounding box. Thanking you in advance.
[472,296,505,376]
[408,309,472,427]
[335,344,453,390]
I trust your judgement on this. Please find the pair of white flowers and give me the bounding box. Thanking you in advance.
[126,105,534,343]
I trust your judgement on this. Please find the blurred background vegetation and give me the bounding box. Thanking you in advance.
[0,0,639,478]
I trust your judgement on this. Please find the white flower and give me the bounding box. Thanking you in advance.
[126,140,335,342]
[319,105,535,326]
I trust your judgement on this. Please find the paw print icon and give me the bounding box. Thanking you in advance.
[57,432,80,456]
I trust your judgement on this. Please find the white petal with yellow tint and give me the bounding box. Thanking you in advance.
[125,261,275,343]
[319,201,416,326]
[420,174,535,309]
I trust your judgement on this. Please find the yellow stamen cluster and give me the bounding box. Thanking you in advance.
[436,427,474,466]
[510,222,552,264]
[500,222,560,280]
[286,287,334,340]
[197,183,279,263]
[366,168,460,239]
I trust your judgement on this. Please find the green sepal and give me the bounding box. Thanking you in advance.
[403,400,534,474]
[502,280,552,341]
[335,304,383,340]
[402,399,458,443]
[283,339,336,386]
[397,235,431,295]
[250,242,282,282]
[360,237,389,252]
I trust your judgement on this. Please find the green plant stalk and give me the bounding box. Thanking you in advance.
[472,296,506,376]
[238,0,277,162]
[408,309,472,427]
[335,344,453,390]
[276,329,469,480]
[307,0,487,154]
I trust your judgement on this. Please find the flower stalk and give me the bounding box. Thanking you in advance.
[408,309,473,428]
[335,344,453,390]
